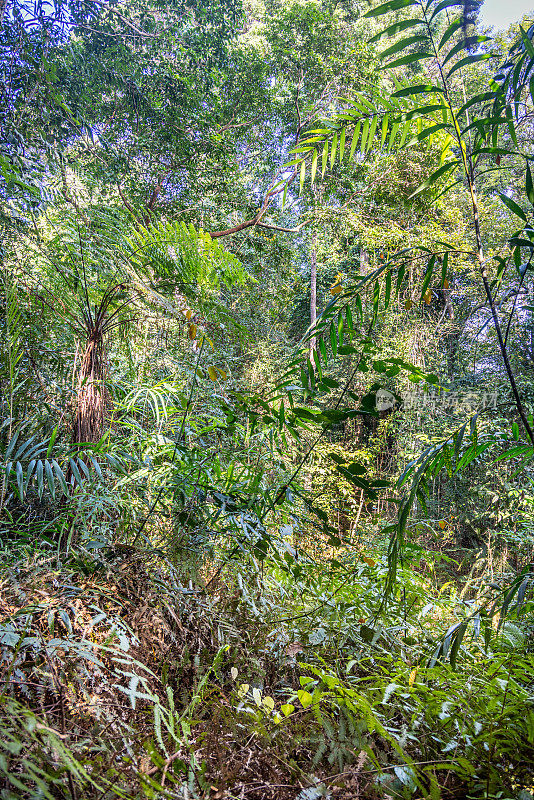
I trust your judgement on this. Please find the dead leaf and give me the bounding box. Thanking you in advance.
[285,641,304,656]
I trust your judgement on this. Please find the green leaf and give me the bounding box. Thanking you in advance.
[410,160,459,197]
[447,53,492,80]
[310,149,318,184]
[380,114,389,148]
[498,192,527,222]
[429,0,464,23]
[339,127,346,162]
[442,36,491,67]
[385,52,433,69]
[388,121,400,151]
[330,322,338,358]
[320,376,340,388]
[15,461,24,500]
[438,17,463,50]
[360,118,370,152]
[349,120,362,159]
[364,0,416,18]
[392,84,444,97]
[384,271,392,308]
[68,457,84,487]
[366,115,379,152]
[520,24,534,59]
[321,140,329,177]
[52,460,68,496]
[379,34,429,60]
[370,18,424,42]
[36,459,44,500]
[44,459,56,499]
[297,689,313,708]
[330,131,338,168]
[420,256,436,298]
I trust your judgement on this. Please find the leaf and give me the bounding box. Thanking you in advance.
[380,34,429,60]
[321,140,329,176]
[208,366,218,381]
[68,457,83,487]
[188,322,197,339]
[36,459,44,500]
[498,192,527,222]
[429,0,464,22]
[410,160,459,197]
[252,687,262,706]
[281,703,295,717]
[438,17,463,50]
[380,114,389,148]
[349,120,362,159]
[392,84,444,97]
[370,18,424,41]
[446,53,492,80]
[385,52,433,69]
[230,667,238,681]
[339,127,346,162]
[442,35,491,67]
[311,149,318,184]
[330,131,338,168]
[364,0,416,18]
[297,689,313,708]
[44,459,56,500]
[262,695,275,712]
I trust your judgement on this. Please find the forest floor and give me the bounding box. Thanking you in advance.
[0,545,533,800]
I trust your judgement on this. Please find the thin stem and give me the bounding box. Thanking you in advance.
[424,2,534,446]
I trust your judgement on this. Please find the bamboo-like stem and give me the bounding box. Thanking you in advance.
[423,1,534,445]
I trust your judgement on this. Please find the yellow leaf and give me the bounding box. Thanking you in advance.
[186,309,193,320]
[208,366,218,381]
[330,284,342,295]
[230,667,238,681]
[405,299,413,310]
[409,668,417,687]
[252,687,262,706]
[188,323,197,340]
[443,280,449,289]
[273,713,282,724]
[439,520,446,530]
[262,695,275,712]
[424,289,432,305]
[238,683,249,698]
[363,556,375,567]
[281,703,294,717]
[297,689,313,708]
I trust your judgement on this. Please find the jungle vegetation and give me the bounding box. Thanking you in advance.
[1,0,534,797]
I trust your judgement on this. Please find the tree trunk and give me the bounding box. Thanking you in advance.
[72,335,106,445]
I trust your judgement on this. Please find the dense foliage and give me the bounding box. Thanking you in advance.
[1,0,534,797]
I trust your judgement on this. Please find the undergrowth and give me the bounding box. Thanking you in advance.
[1,543,532,800]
